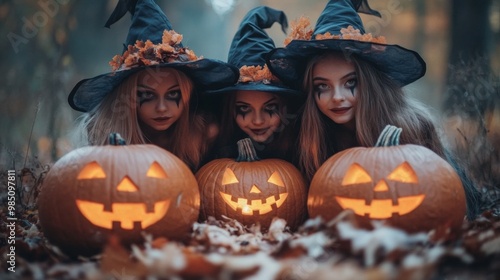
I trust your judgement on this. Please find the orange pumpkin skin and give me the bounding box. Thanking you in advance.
[196,158,307,230]
[38,144,200,257]
[308,144,466,233]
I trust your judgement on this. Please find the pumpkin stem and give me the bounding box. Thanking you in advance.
[108,133,127,146]
[375,125,402,147]
[236,138,261,162]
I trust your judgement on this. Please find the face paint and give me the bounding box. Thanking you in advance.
[312,53,358,127]
[346,77,357,96]
[136,68,185,132]
[236,105,249,119]
[138,91,154,107]
[165,90,182,107]
[234,91,283,143]
[264,103,279,118]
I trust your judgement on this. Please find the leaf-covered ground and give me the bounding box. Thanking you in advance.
[0,174,499,279]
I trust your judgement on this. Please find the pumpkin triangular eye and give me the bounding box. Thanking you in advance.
[147,162,168,179]
[387,162,418,183]
[222,168,239,185]
[77,161,106,179]
[267,171,284,187]
[116,176,139,192]
[341,163,372,186]
[250,185,262,193]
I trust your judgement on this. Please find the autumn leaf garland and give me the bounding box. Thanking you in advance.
[284,17,387,46]
[109,30,200,71]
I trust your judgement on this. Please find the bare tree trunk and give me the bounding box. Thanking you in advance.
[448,0,492,67]
[444,0,493,115]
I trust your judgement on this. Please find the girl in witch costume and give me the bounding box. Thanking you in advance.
[205,6,305,162]
[266,0,481,219]
[69,0,238,172]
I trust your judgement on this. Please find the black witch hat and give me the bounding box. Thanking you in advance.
[68,0,239,112]
[266,0,426,88]
[206,6,302,96]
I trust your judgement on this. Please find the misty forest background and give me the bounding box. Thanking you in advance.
[0,0,499,191]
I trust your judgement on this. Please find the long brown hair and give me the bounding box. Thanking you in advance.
[299,51,445,181]
[80,67,212,171]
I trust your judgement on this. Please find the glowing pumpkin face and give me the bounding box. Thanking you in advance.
[196,140,307,230]
[336,161,424,219]
[219,167,289,215]
[74,160,171,230]
[38,144,200,257]
[308,144,466,233]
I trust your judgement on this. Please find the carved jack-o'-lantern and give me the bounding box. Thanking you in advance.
[38,134,200,257]
[196,139,307,230]
[308,126,466,233]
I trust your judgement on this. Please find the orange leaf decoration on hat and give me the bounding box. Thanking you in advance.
[109,30,200,72]
[162,30,183,45]
[315,32,341,40]
[332,25,387,44]
[284,17,313,46]
[314,25,386,44]
[283,20,386,47]
[238,65,278,84]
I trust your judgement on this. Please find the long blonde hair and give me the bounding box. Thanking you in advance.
[79,67,211,171]
[299,51,445,181]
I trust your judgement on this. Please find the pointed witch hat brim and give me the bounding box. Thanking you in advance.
[266,0,426,89]
[205,6,303,97]
[68,0,239,112]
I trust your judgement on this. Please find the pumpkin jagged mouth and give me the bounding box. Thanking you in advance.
[76,199,171,230]
[335,195,425,219]
[220,192,288,215]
